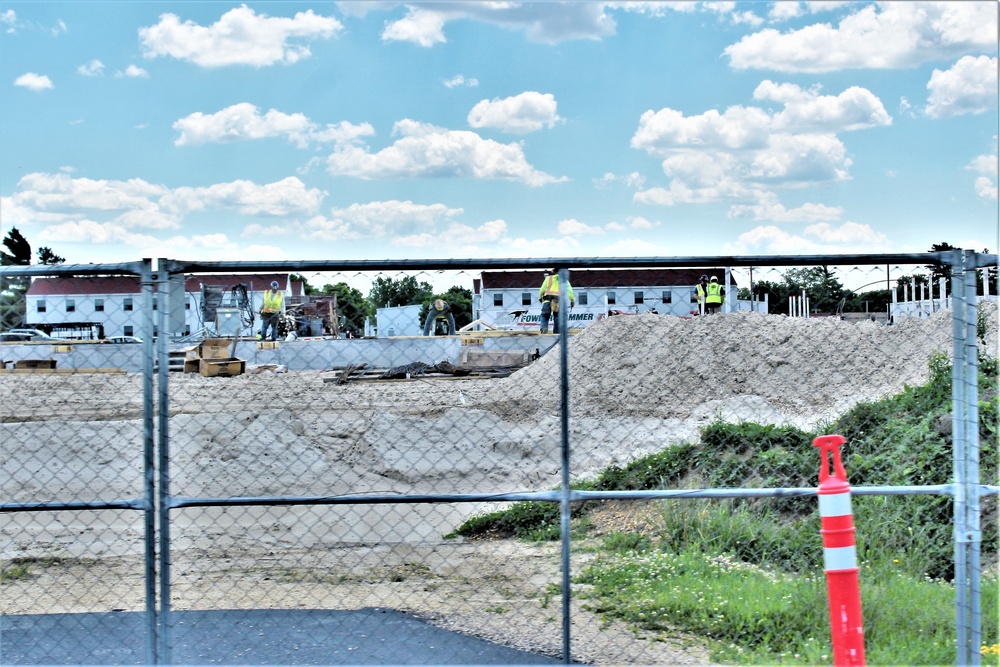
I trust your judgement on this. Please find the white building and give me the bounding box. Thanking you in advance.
[24,274,301,339]
[472,268,750,330]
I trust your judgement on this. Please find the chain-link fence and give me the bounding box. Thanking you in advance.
[2,252,997,665]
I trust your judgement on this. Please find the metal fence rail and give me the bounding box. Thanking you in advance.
[1,251,996,665]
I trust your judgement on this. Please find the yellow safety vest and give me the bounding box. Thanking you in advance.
[262,289,284,313]
[539,275,574,302]
[706,283,723,305]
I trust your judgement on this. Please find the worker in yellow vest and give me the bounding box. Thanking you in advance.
[423,298,457,336]
[695,275,709,314]
[538,270,574,334]
[259,280,284,341]
[705,276,725,314]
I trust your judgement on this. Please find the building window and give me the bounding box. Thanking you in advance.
[661,290,672,304]
[124,326,134,336]
[95,298,104,312]
[37,300,46,313]
[152,299,157,311]
[578,292,588,306]
[521,292,532,306]
[634,291,644,305]
[66,299,75,313]
[607,291,616,305]
[124,298,133,311]
[185,298,190,310]
[493,294,504,307]
[184,326,191,336]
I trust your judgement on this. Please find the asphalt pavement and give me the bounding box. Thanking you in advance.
[0,608,565,665]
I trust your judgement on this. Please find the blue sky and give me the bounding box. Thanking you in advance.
[1,1,997,268]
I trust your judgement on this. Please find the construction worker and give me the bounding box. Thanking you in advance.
[695,275,709,315]
[705,276,725,314]
[423,299,457,336]
[259,280,284,341]
[538,270,574,334]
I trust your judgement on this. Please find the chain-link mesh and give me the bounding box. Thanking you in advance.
[2,255,997,665]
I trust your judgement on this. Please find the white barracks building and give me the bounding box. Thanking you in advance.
[473,268,748,331]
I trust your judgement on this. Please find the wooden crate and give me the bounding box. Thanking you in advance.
[199,357,246,377]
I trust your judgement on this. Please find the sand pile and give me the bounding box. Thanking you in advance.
[487,303,995,427]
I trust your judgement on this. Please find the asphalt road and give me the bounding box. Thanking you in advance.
[0,608,565,665]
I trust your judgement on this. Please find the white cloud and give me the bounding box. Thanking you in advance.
[729,193,843,222]
[382,6,447,46]
[467,92,562,134]
[173,103,374,148]
[968,151,998,201]
[725,2,997,73]
[117,65,150,78]
[1,9,17,33]
[12,172,168,213]
[444,74,478,88]
[14,72,53,91]
[632,105,773,152]
[768,2,803,21]
[77,59,105,76]
[755,81,891,132]
[160,177,324,217]
[139,6,343,67]
[701,2,764,27]
[319,199,464,239]
[592,171,646,189]
[37,219,163,247]
[325,119,567,186]
[925,56,999,119]
[557,218,603,235]
[395,218,508,247]
[378,2,617,45]
[723,221,891,254]
[630,82,882,205]
[627,216,659,230]
[8,173,324,236]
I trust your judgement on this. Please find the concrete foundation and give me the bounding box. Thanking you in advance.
[0,334,558,374]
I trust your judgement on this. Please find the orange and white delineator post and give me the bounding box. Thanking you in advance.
[814,434,866,667]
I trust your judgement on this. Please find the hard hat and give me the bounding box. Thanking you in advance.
[270,281,279,289]
[710,276,718,282]
[700,274,708,281]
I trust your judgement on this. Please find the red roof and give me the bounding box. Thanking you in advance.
[27,274,302,296]
[478,268,736,292]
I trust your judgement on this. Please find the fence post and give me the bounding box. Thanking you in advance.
[814,434,866,667]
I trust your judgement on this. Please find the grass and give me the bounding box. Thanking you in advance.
[450,350,999,664]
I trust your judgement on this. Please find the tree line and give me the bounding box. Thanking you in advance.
[747,242,997,316]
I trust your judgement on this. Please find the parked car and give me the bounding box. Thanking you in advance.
[1,329,68,342]
[0,332,34,342]
[103,336,143,344]
[7,328,54,339]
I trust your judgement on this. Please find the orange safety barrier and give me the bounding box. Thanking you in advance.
[814,434,866,666]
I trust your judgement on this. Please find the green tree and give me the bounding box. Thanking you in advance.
[1,227,33,329]
[368,275,434,309]
[37,247,65,265]
[843,289,892,315]
[319,282,370,337]
[755,267,850,315]
[290,273,318,296]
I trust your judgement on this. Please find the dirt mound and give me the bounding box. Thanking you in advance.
[489,303,995,425]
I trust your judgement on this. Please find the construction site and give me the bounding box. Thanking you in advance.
[1,254,997,665]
